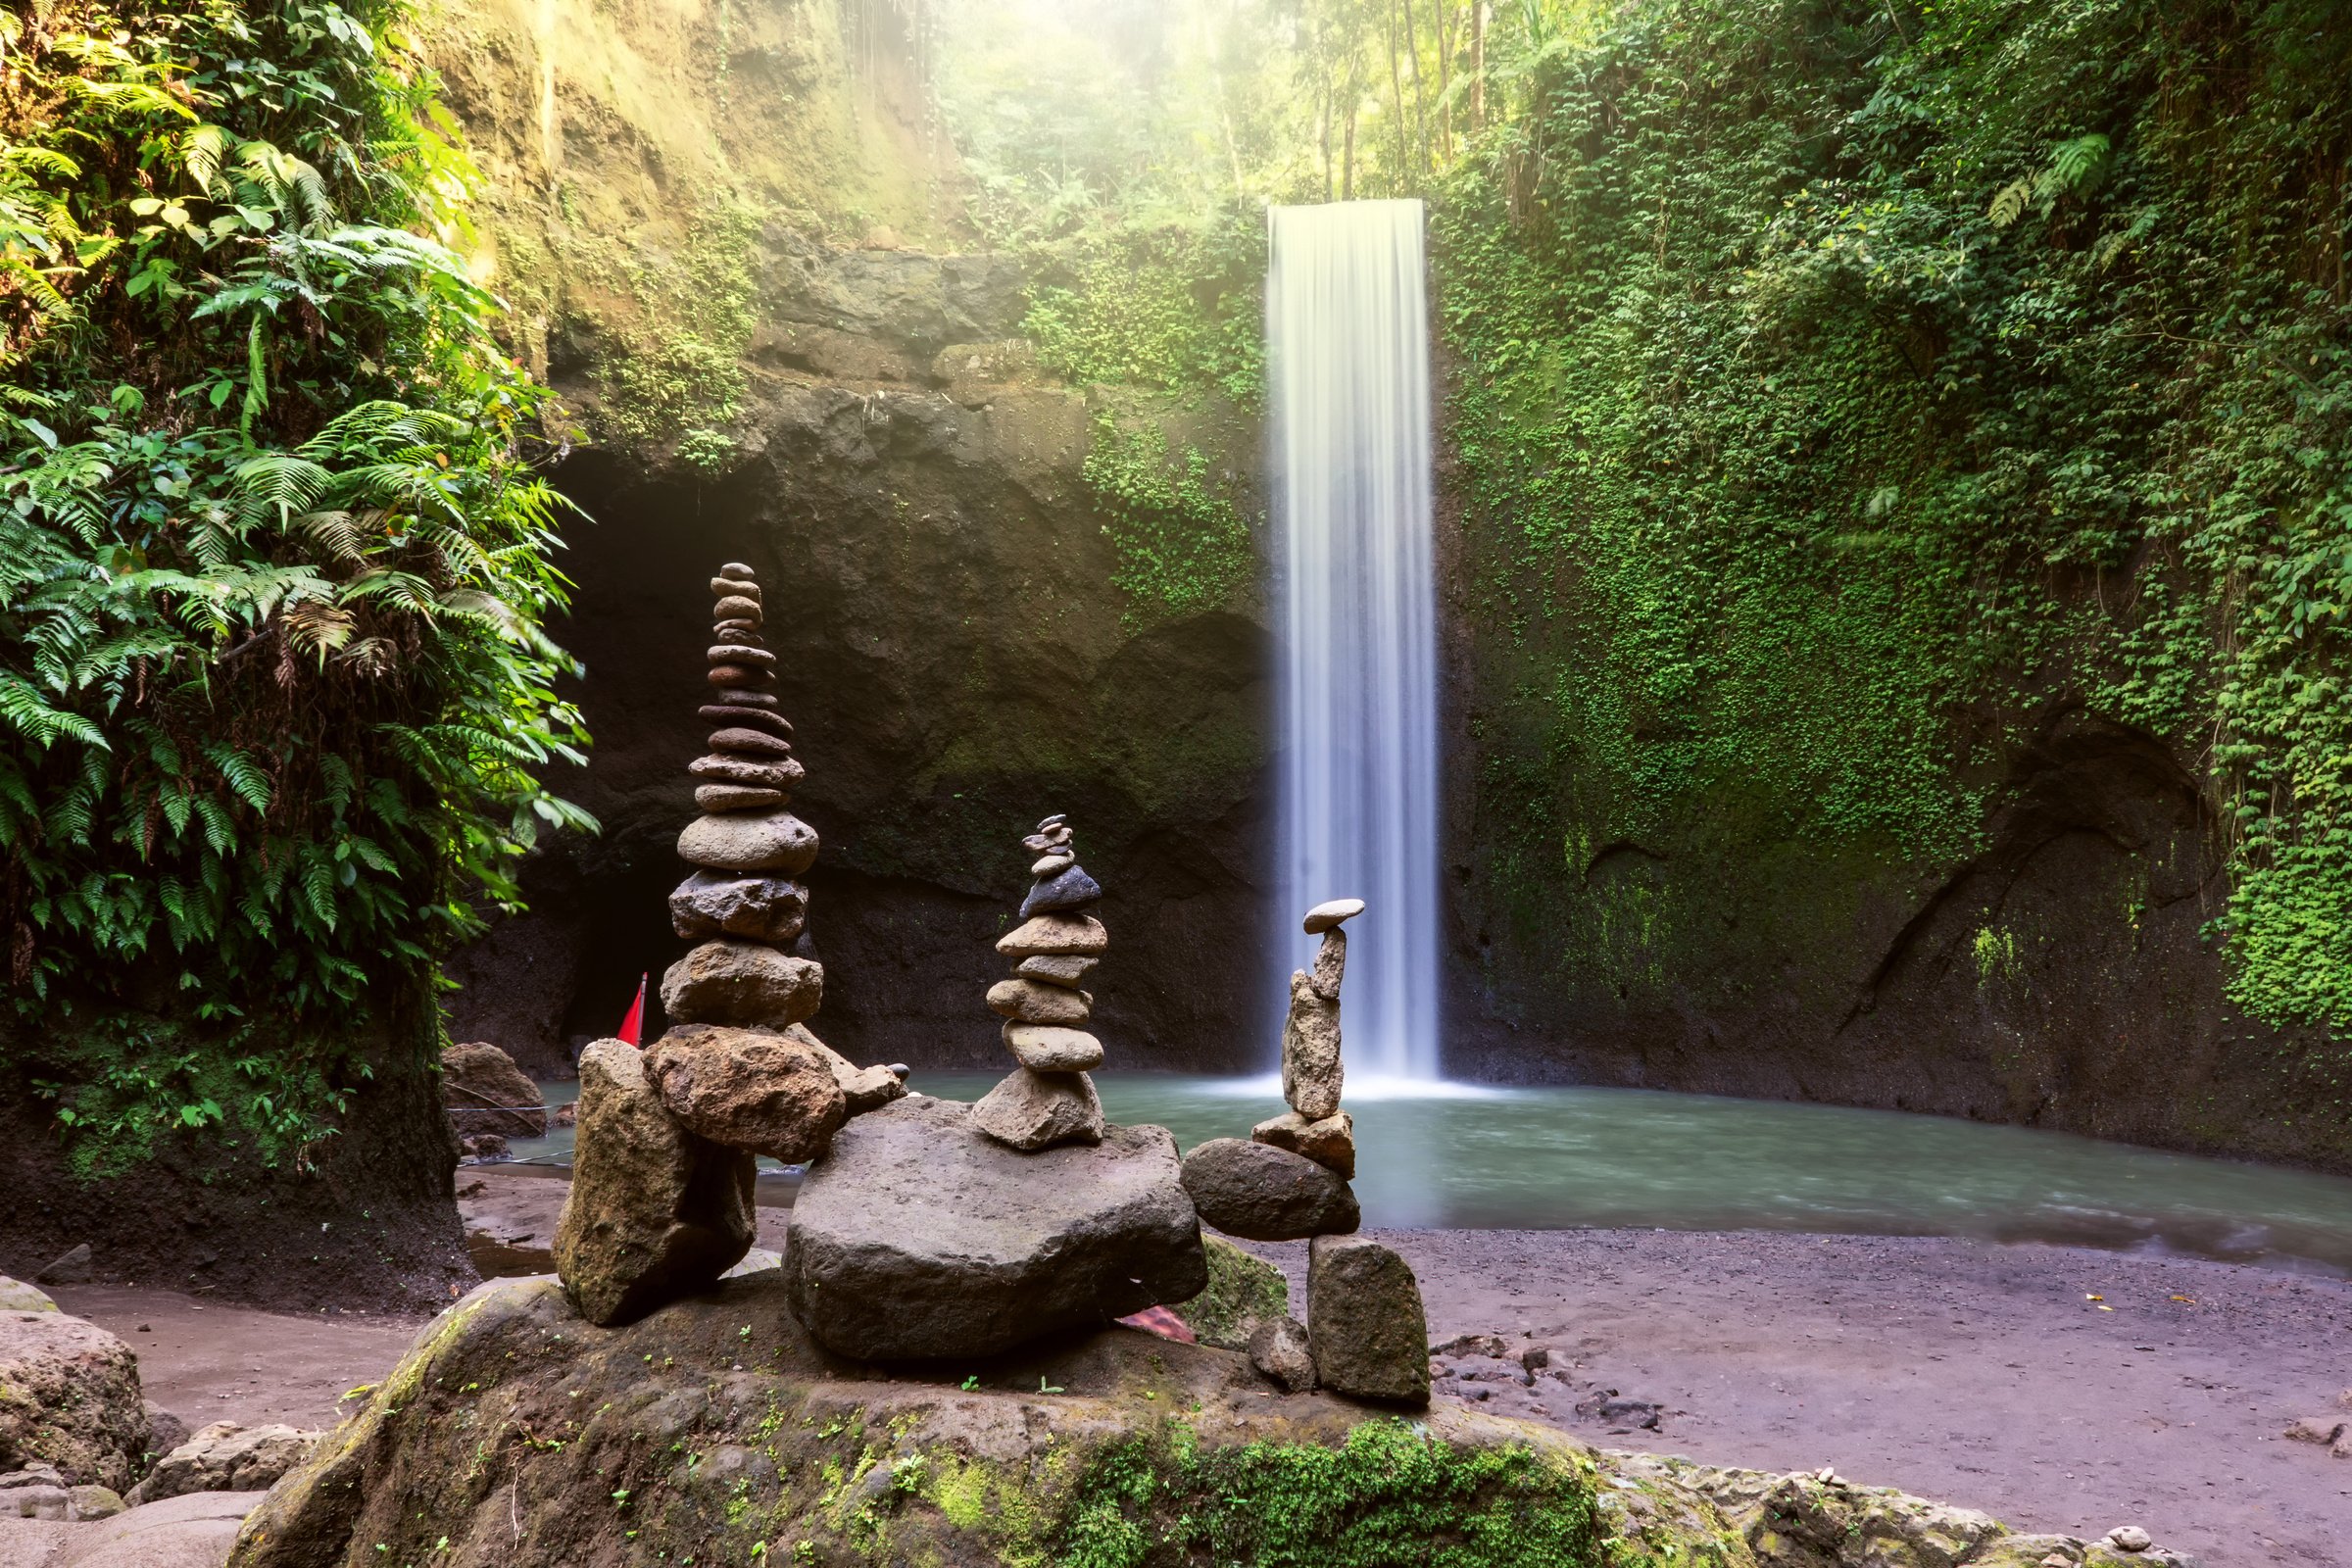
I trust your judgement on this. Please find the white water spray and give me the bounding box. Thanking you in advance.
[1267,199,1441,1084]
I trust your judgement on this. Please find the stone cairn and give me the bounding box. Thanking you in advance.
[552,562,906,1327]
[971,813,1108,1151]
[1177,896,1431,1405]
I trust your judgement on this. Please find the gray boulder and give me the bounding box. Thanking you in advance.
[552,1040,756,1326]
[669,870,809,944]
[1180,1138,1359,1242]
[783,1096,1206,1359]
[1306,1235,1429,1407]
[124,1422,318,1505]
[35,1244,92,1286]
[441,1041,546,1139]
[0,1309,148,1490]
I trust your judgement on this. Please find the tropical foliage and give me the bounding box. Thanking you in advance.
[0,0,586,1168]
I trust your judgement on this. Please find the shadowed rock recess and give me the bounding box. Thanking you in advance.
[221,1275,2176,1568]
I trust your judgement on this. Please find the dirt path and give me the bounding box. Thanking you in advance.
[1242,1229,2352,1568]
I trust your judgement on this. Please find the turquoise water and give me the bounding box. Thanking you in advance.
[503,1071,2352,1273]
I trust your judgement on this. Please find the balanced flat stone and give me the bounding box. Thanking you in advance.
[699,704,791,735]
[1180,1137,1358,1241]
[1280,969,1343,1119]
[781,1096,1204,1360]
[678,808,818,874]
[718,561,756,577]
[715,686,777,707]
[710,575,760,599]
[661,940,822,1026]
[670,870,808,944]
[787,1022,907,1114]
[689,753,806,789]
[1015,954,1099,987]
[985,978,1093,1026]
[643,1023,846,1162]
[696,784,787,812]
[553,1040,754,1326]
[1002,1022,1104,1071]
[995,912,1107,957]
[709,726,794,758]
[1030,852,1074,877]
[708,644,776,667]
[1302,897,1366,934]
[1020,863,1103,919]
[971,1066,1103,1150]
[1309,927,1347,1002]
[1306,1235,1429,1406]
[1250,1108,1355,1178]
[706,663,765,688]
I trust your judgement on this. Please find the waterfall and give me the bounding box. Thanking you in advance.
[1266,199,1441,1085]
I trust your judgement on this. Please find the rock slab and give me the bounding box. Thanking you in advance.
[642,1024,847,1162]
[552,1040,756,1326]
[782,1096,1205,1359]
[1181,1137,1359,1242]
[0,1309,149,1491]
[1306,1235,1429,1407]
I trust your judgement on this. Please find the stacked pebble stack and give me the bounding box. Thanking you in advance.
[970,813,1110,1152]
[1252,897,1365,1176]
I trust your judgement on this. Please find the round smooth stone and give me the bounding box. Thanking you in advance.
[699,704,791,735]
[1022,828,1072,854]
[713,595,762,622]
[719,561,756,578]
[985,978,1092,1026]
[1030,853,1075,877]
[678,808,818,874]
[696,784,787,812]
[690,753,806,789]
[714,687,777,708]
[713,620,763,644]
[706,664,767,688]
[708,644,777,668]
[710,575,761,600]
[1003,1023,1104,1072]
[709,726,793,758]
[1302,897,1366,935]
[1036,812,1067,831]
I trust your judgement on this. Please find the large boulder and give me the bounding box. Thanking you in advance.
[552,1040,757,1326]
[782,1096,1205,1359]
[0,1310,150,1491]
[440,1041,546,1139]
[1305,1235,1429,1407]
[124,1423,319,1505]
[1180,1137,1359,1241]
[641,1023,847,1161]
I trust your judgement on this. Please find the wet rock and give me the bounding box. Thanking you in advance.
[1181,1137,1358,1242]
[125,1423,319,1505]
[0,1276,57,1313]
[642,1023,847,1162]
[1302,897,1365,934]
[986,978,1093,1026]
[552,1040,756,1326]
[669,871,809,945]
[971,1067,1104,1151]
[1015,954,1098,987]
[440,1041,546,1138]
[676,808,818,874]
[35,1244,92,1286]
[1168,1234,1289,1350]
[995,913,1107,957]
[660,940,823,1027]
[1280,970,1343,1119]
[1250,1108,1355,1178]
[1002,1023,1105,1071]
[1019,863,1103,919]
[1248,1317,1317,1393]
[782,1096,1204,1359]
[0,1308,149,1490]
[1305,1235,1428,1406]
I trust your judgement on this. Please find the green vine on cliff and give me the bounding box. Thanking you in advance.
[1085,416,1256,631]
[0,0,589,1170]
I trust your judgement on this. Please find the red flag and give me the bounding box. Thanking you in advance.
[616,972,648,1047]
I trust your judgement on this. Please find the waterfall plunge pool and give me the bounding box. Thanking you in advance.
[501,1072,2352,1276]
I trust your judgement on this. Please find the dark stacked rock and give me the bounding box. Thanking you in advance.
[972,813,1107,1151]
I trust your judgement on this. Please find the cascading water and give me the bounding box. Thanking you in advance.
[1266,199,1441,1085]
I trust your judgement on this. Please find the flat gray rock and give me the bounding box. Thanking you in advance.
[783,1097,1205,1360]
[1180,1137,1358,1242]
